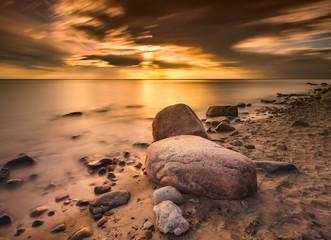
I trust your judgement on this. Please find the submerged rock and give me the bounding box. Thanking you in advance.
[90,191,130,214]
[3,155,35,169]
[152,103,208,141]
[62,112,83,117]
[80,157,113,170]
[30,206,49,218]
[51,223,66,233]
[153,186,183,205]
[0,214,12,226]
[69,226,93,240]
[254,161,297,173]
[146,135,257,199]
[153,200,189,236]
[206,105,238,117]
[292,120,310,127]
[215,122,235,132]
[205,117,229,127]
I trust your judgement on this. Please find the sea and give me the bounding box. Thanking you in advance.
[0,78,330,228]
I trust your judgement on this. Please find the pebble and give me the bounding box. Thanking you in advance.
[50,223,66,233]
[30,206,49,218]
[119,161,126,166]
[69,226,94,240]
[107,172,116,179]
[245,144,255,149]
[0,214,12,226]
[76,200,89,207]
[229,130,239,136]
[231,140,243,146]
[15,225,26,236]
[123,151,130,158]
[143,221,154,230]
[97,217,108,227]
[55,194,69,202]
[47,211,55,216]
[98,167,107,176]
[32,220,44,228]
[134,163,143,169]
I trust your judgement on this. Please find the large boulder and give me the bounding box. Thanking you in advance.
[206,106,238,117]
[321,90,331,107]
[152,104,208,141]
[145,135,257,199]
[153,200,189,236]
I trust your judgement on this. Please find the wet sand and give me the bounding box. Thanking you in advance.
[1,86,330,240]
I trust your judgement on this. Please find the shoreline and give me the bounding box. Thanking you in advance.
[0,83,330,240]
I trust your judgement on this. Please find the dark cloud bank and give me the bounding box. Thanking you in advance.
[0,0,330,78]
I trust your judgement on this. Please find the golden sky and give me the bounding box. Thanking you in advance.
[0,0,330,79]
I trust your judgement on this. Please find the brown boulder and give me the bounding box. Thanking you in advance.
[206,106,238,117]
[152,104,208,141]
[145,135,257,199]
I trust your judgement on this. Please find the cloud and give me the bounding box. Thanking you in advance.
[80,54,142,66]
[0,0,331,78]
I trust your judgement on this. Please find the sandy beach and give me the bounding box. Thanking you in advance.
[0,84,330,240]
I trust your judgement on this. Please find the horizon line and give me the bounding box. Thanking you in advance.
[0,78,330,80]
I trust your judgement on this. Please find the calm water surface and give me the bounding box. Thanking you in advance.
[0,79,330,230]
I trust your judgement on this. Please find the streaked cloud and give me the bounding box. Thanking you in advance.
[0,0,330,78]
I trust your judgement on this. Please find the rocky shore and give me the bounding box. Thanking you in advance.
[0,83,330,240]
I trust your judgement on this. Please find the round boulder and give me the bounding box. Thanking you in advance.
[145,135,257,199]
[152,104,208,141]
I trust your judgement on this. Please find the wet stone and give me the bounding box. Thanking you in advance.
[30,206,49,218]
[97,217,108,228]
[15,226,26,236]
[98,167,107,176]
[51,223,66,233]
[6,179,24,188]
[55,194,69,202]
[32,220,44,228]
[134,163,143,169]
[123,151,131,158]
[118,161,126,166]
[47,211,55,217]
[0,214,12,226]
[4,155,35,169]
[0,168,10,181]
[76,200,89,207]
[94,184,111,195]
[107,172,116,180]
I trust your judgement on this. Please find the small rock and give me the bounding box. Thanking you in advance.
[0,214,12,226]
[107,172,116,180]
[15,225,25,236]
[215,122,235,132]
[55,194,69,202]
[98,167,107,176]
[141,230,153,240]
[229,130,239,136]
[261,99,276,104]
[47,211,55,216]
[94,184,111,195]
[71,135,81,140]
[118,161,126,166]
[0,168,10,181]
[76,200,89,207]
[254,161,297,173]
[153,201,189,236]
[153,186,183,205]
[82,158,113,170]
[245,144,255,149]
[6,179,23,187]
[206,105,238,117]
[276,144,288,151]
[205,117,229,127]
[123,151,130,158]
[69,226,94,240]
[51,223,66,233]
[62,112,83,117]
[237,102,246,108]
[132,143,150,148]
[4,155,35,169]
[32,220,44,228]
[29,174,39,180]
[292,120,310,127]
[108,165,115,172]
[231,140,242,146]
[64,200,71,205]
[30,206,49,218]
[93,214,103,221]
[90,191,131,213]
[143,221,154,230]
[97,217,108,228]
[134,162,143,169]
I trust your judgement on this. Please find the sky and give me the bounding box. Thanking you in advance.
[0,0,331,79]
